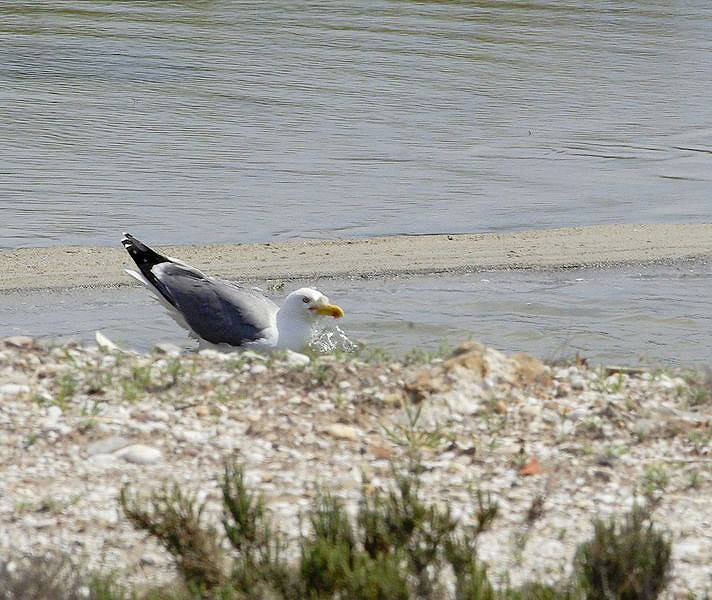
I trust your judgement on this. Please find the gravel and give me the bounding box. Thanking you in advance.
[0,336,710,596]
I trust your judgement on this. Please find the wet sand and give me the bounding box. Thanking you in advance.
[1,223,711,291]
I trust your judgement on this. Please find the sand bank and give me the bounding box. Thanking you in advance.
[1,223,711,291]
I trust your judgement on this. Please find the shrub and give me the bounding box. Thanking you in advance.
[115,460,673,600]
[573,505,672,600]
[0,554,129,600]
[120,483,224,591]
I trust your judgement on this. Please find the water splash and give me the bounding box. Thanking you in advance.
[310,325,358,354]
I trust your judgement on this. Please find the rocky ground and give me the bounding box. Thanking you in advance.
[0,335,710,597]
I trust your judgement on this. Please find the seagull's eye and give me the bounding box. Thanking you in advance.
[302,296,310,304]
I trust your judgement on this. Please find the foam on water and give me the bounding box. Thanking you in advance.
[310,325,358,354]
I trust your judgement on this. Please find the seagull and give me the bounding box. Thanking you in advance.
[121,233,345,352]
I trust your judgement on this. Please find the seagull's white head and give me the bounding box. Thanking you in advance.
[281,287,345,321]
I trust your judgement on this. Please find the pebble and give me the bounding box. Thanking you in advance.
[675,539,705,563]
[194,405,210,417]
[115,445,163,465]
[86,436,131,456]
[285,351,311,367]
[521,404,542,418]
[569,375,586,390]
[0,383,30,397]
[325,424,359,441]
[23,516,57,530]
[250,364,268,375]
[154,342,182,356]
[657,375,677,390]
[2,336,33,348]
[174,429,209,444]
[87,454,119,468]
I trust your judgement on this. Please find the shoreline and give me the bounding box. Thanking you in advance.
[1,223,711,291]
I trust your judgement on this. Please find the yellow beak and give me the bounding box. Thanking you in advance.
[310,303,345,319]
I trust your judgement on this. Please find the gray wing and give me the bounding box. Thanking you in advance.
[152,263,278,346]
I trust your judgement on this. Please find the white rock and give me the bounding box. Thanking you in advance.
[241,350,266,362]
[154,342,182,356]
[521,404,542,417]
[567,407,588,421]
[95,331,121,352]
[560,420,576,435]
[116,444,162,465]
[87,454,119,468]
[0,383,30,397]
[198,348,231,361]
[286,350,310,367]
[338,381,352,390]
[46,405,63,420]
[55,424,72,436]
[23,516,57,529]
[2,336,33,348]
[446,392,481,416]
[326,424,359,441]
[149,409,171,422]
[675,538,706,563]
[86,436,131,456]
[657,375,676,390]
[671,377,688,389]
[215,437,237,450]
[175,429,209,444]
[131,421,169,434]
[0,372,30,385]
[250,364,268,375]
[569,375,586,390]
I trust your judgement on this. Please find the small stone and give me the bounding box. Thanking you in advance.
[632,419,658,438]
[175,429,209,444]
[567,408,588,421]
[569,375,586,390]
[116,444,162,465]
[87,454,119,468]
[23,516,57,529]
[3,336,33,348]
[382,393,403,406]
[675,539,705,563]
[494,400,507,414]
[215,437,237,450]
[285,350,310,367]
[0,372,30,385]
[86,436,131,456]
[194,405,210,417]
[656,375,676,390]
[521,404,542,418]
[250,364,268,375]
[154,342,182,356]
[518,456,542,476]
[140,553,161,566]
[95,331,120,352]
[0,383,30,397]
[241,350,266,362]
[370,445,393,460]
[326,424,359,441]
[338,381,352,390]
[46,405,63,420]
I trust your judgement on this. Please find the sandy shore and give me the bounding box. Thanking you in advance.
[1,223,711,291]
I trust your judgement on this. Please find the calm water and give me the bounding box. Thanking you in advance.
[1,1,712,248]
[2,2,711,363]
[2,261,710,367]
